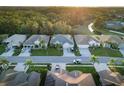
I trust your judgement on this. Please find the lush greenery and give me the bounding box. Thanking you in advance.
[110,67,124,75]
[13,47,22,56]
[0,45,5,54]
[89,47,123,57]
[66,66,101,86]
[73,48,81,56]
[31,47,63,56]
[27,66,48,86]
[0,7,124,35]
[0,34,8,43]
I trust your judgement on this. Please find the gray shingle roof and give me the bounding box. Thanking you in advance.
[24,35,50,45]
[50,34,74,45]
[74,35,99,45]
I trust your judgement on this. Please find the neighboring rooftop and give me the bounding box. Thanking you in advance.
[24,35,49,45]
[50,34,74,45]
[95,35,124,44]
[74,35,99,45]
[45,71,95,86]
[3,34,26,46]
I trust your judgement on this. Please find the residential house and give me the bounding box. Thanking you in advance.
[3,34,27,49]
[45,71,95,86]
[74,35,100,56]
[23,35,50,49]
[50,34,74,49]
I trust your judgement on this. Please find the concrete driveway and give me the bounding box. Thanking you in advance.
[1,48,14,56]
[63,48,75,57]
[79,48,91,57]
[119,48,124,56]
[18,48,30,57]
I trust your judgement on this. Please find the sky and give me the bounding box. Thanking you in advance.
[0,0,124,7]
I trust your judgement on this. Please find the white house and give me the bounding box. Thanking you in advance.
[50,34,75,56]
[3,34,27,48]
[74,35,100,57]
[23,35,50,49]
[50,34,74,49]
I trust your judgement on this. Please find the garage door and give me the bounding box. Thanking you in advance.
[79,48,91,57]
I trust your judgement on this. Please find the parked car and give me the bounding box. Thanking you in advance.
[73,59,82,64]
[55,65,60,70]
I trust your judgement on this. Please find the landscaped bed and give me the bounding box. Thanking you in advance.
[109,67,124,75]
[89,47,123,57]
[27,66,48,86]
[66,66,101,86]
[73,48,81,56]
[0,45,5,54]
[31,47,63,56]
[13,48,22,56]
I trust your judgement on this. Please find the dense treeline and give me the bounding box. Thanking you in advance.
[0,7,124,34]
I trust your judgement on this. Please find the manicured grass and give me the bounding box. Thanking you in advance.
[31,47,63,56]
[0,45,5,54]
[89,47,123,57]
[13,48,22,56]
[27,66,48,86]
[110,67,124,75]
[32,63,51,65]
[66,66,101,86]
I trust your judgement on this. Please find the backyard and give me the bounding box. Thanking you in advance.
[89,47,123,57]
[31,47,63,56]
[66,66,101,86]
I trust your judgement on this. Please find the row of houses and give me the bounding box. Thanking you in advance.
[2,34,124,50]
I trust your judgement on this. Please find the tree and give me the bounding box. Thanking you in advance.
[90,55,99,64]
[108,59,116,66]
[24,58,33,69]
[40,39,46,49]
[0,58,9,71]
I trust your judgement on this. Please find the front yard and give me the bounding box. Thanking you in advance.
[89,47,123,57]
[31,47,63,56]
[66,66,101,86]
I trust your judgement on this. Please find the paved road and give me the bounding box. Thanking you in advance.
[3,56,124,64]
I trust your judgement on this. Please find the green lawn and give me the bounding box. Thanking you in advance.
[27,66,48,86]
[110,67,124,75]
[31,47,63,56]
[66,66,101,86]
[0,45,5,54]
[89,47,123,57]
[13,48,22,56]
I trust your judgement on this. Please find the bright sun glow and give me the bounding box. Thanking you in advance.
[0,0,124,7]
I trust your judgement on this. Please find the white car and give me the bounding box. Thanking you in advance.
[55,65,60,70]
[73,59,82,63]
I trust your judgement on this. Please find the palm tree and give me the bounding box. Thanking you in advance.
[90,55,99,64]
[24,58,33,69]
[0,58,9,71]
[40,39,46,49]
